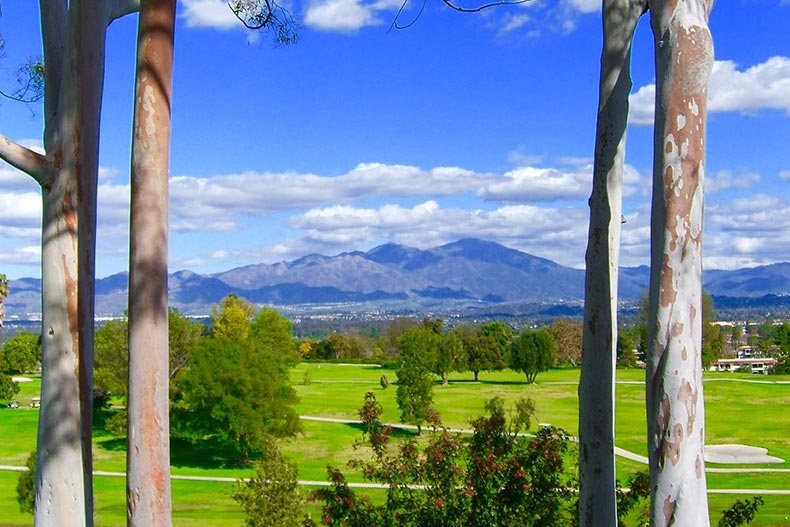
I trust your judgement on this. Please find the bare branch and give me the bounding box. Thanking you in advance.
[441,0,532,12]
[0,58,44,104]
[227,0,299,44]
[108,0,140,25]
[391,0,533,30]
[0,133,53,186]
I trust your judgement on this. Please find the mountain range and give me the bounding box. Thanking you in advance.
[4,238,790,317]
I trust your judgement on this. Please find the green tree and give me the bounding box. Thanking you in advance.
[181,298,300,462]
[16,451,36,514]
[702,292,724,369]
[313,393,573,527]
[1,332,41,374]
[510,328,557,383]
[433,332,465,385]
[314,333,353,360]
[233,439,310,527]
[0,373,19,401]
[395,326,438,434]
[617,331,638,368]
[211,294,256,340]
[168,308,205,398]
[457,325,507,382]
[94,309,202,400]
[548,319,583,367]
[718,496,763,527]
[94,319,129,398]
[380,316,419,359]
[480,321,513,360]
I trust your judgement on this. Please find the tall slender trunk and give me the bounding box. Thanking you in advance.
[646,0,714,525]
[35,2,109,525]
[578,1,644,524]
[126,1,175,525]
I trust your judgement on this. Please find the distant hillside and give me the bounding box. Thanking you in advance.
[4,238,790,317]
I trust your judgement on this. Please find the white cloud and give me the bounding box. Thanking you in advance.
[703,193,790,268]
[498,14,532,35]
[479,166,590,202]
[565,0,598,14]
[705,169,760,194]
[0,192,41,228]
[630,56,790,126]
[709,57,790,114]
[779,170,790,181]
[304,0,381,32]
[166,163,495,232]
[179,0,241,30]
[0,245,41,265]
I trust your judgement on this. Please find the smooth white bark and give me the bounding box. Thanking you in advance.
[646,0,714,525]
[579,1,645,525]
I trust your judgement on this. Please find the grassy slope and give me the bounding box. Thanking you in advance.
[1,364,788,525]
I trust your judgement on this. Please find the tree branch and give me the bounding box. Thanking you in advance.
[0,134,53,187]
[440,0,532,13]
[391,0,533,30]
[108,0,140,25]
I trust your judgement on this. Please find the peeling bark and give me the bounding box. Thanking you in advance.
[646,0,714,525]
[579,0,645,524]
[126,1,175,525]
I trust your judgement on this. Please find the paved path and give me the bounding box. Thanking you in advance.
[300,415,789,473]
[3,465,790,494]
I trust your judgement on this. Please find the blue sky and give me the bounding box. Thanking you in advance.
[1,0,789,280]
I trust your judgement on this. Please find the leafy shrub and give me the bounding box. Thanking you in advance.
[312,392,575,527]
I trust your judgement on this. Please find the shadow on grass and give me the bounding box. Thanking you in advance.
[93,408,245,469]
[341,421,419,439]
[169,436,244,469]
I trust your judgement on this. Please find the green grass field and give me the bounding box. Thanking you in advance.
[1,364,788,526]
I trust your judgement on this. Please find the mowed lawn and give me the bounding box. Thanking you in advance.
[1,364,788,526]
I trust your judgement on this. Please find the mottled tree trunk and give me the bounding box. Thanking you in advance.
[578,0,644,524]
[646,0,714,525]
[126,1,175,525]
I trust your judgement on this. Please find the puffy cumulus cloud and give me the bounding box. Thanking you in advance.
[703,193,790,268]
[705,169,761,194]
[0,192,41,229]
[498,14,532,36]
[179,0,241,30]
[565,0,599,14]
[167,163,493,232]
[479,166,590,202]
[478,163,644,202]
[0,163,38,192]
[304,0,397,32]
[292,201,440,229]
[0,245,41,265]
[708,57,790,114]
[630,55,790,125]
[779,170,790,181]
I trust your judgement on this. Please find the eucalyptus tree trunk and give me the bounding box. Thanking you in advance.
[0,1,137,525]
[126,0,175,525]
[578,0,645,524]
[645,0,714,525]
